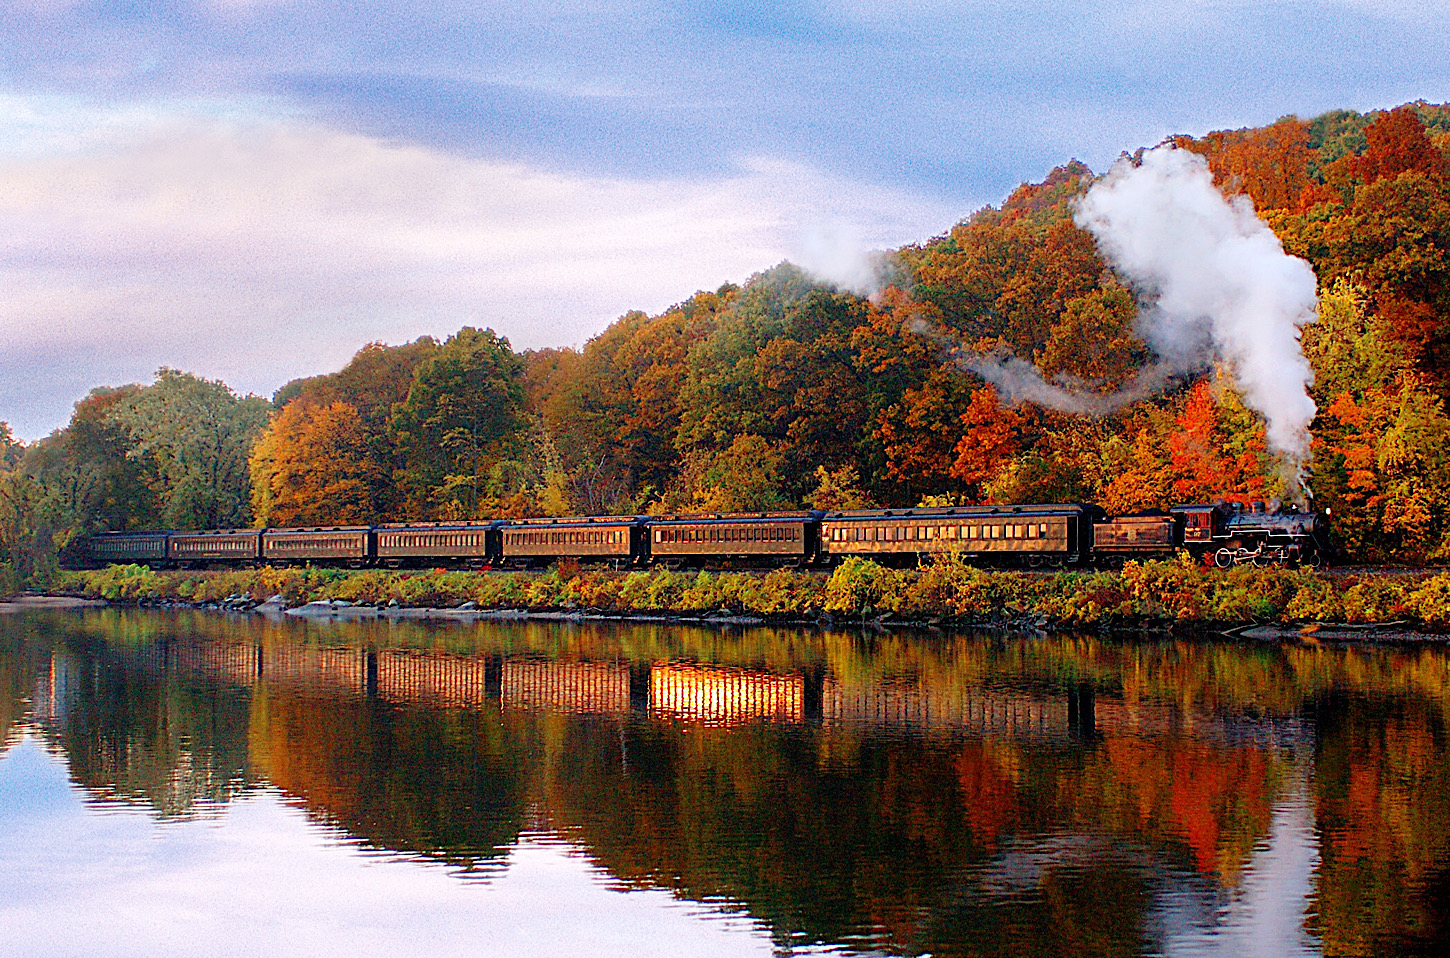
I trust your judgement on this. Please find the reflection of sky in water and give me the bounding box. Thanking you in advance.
[0,725,1324,958]
[0,733,786,958]
[1153,779,1322,958]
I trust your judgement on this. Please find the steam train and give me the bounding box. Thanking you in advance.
[85,498,1331,571]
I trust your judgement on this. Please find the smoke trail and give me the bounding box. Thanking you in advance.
[967,145,1320,495]
[798,225,904,299]
[962,349,1191,416]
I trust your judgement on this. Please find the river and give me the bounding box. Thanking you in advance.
[1,609,1446,956]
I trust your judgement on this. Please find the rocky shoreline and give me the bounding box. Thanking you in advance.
[0,594,108,613]
[12,589,1450,643]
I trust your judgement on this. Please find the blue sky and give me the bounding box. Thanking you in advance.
[3,0,1448,437]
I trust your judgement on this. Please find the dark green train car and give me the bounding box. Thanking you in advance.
[87,531,171,567]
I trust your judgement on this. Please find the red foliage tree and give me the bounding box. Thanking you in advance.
[950,388,1023,492]
[1359,106,1447,183]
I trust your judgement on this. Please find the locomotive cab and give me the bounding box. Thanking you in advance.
[1169,503,1226,553]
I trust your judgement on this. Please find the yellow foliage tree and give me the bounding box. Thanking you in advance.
[249,401,381,527]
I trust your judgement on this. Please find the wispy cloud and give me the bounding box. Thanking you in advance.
[0,100,954,437]
[5,0,1446,192]
[3,0,1449,435]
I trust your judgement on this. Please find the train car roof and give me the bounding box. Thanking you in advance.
[645,511,819,524]
[376,520,500,529]
[498,515,645,527]
[822,504,1100,519]
[263,525,372,533]
[170,528,264,535]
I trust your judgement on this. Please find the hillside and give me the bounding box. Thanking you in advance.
[4,101,1450,585]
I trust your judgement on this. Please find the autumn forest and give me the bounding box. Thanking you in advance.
[5,101,1450,586]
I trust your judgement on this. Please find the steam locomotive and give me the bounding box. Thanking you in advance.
[85,498,1331,571]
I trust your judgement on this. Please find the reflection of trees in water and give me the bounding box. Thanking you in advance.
[930,854,1153,958]
[247,687,530,866]
[11,612,1450,953]
[547,719,996,953]
[1311,691,1450,956]
[39,643,255,818]
[0,618,55,747]
[542,716,1302,955]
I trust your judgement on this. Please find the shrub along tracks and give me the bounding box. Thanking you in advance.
[39,556,1450,638]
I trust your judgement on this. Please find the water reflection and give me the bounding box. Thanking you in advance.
[2,610,1449,955]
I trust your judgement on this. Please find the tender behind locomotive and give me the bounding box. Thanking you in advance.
[1090,512,1178,565]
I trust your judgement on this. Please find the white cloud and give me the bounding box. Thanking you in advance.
[823,0,1450,23]
[0,99,957,438]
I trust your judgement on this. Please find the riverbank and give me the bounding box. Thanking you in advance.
[42,557,1450,636]
[0,594,108,614]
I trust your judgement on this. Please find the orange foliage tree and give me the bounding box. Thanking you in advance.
[249,400,382,526]
[949,388,1022,493]
[1178,116,1316,213]
[1358,104,1448,183]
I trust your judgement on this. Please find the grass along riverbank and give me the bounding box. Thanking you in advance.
[48,555,1450,633]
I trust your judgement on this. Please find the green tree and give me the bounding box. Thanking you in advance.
[670,434,794,513]
[804,464,874,510]
[0,424,20,471]
[542,290,730,514]
[109,369,270,529]
[389,328,529,519]
[675,272,901,505]
[1035,286,1146,388]
[0,425,35,592]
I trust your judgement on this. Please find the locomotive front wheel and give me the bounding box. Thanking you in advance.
[1214,549,1234,569]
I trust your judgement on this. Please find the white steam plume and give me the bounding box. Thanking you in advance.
[966,145,1319,495]
[796,219,909,298]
